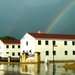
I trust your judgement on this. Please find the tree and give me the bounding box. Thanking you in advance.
[0,36,18,40]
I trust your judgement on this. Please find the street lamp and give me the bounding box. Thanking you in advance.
[53,45,54,63]
[52,41,57,75]
[53,44,55,72]
[53,45,56,75]
[52,41,55,63]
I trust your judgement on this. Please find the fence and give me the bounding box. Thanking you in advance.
[0,57,20,62]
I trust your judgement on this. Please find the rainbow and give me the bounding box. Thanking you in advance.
[45,1,75,33]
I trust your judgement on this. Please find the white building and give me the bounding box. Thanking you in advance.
[21,32,75,61]
[0,40,20,58]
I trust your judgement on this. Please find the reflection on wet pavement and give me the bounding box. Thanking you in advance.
[0,62,75,75]
[20,64,40,75]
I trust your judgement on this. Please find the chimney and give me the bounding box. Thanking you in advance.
[38,31,42,34]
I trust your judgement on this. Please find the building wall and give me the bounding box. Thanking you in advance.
[0,40,4,57]
[55,39,75,60]
[0,40,20,57]
[21,33,35,54]
[35,38,75,61]
[4,44,20,57]
[21,33,75,61]
[35,39,53,61]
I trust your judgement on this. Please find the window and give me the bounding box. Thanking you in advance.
[73,51,75,55]
[18,45,20,48]
[45,41,49,45]
[53,41,56,45]
[65,51,68,55]
[64,41,67,45]
[53,51,56,55]
[18,52,20,56]
[12,45,15,48]
[46,51,49,55]
[12,52,15,56]
[38,40,41,45]
[6,45,9,48]
[72,41,75,45]
[26,41,28,46]
[6,52,9,54]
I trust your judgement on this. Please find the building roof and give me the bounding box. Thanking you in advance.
[28,33,75,39]
[1,40,20,44]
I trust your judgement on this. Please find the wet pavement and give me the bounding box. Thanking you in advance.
[0,62,75,75]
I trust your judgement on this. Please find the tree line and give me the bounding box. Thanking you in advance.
[0,36,18,40]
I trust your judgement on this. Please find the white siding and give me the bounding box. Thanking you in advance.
[4,44,20,57]
[35,39,53,61]
[35,38,75,61]
[0,40,4,57]
[21,33,35,54]
[21,33,75,61]
[0,40,20,57]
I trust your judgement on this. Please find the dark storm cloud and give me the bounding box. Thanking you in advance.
[0,0,75,39]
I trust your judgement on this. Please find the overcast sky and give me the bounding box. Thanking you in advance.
[0,0,75,39]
